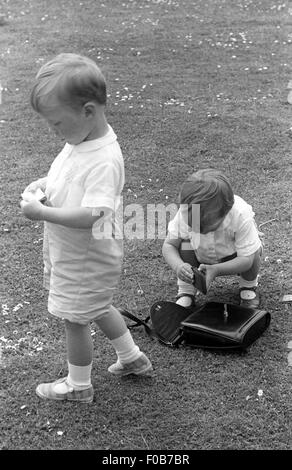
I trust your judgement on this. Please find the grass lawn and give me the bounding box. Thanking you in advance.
[0,0,291,451]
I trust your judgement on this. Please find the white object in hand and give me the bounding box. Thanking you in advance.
[21,187,46,202]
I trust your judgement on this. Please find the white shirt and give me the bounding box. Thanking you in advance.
[43,126,124,322]
[46,125,124,213]
[167,195,262,264]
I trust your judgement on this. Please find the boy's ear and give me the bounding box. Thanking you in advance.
[83,102,97,117]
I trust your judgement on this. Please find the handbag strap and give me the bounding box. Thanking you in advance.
[119,308,155,338]
[119,307,183,347]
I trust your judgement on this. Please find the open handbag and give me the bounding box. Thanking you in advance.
[120,300,271,352]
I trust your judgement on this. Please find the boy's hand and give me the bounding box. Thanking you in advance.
[198,264,218,289]
[20,199,44,221]
[21,187,46,203]
[176,263,194,284]
[23,181,40,193]
[23,177,47,193]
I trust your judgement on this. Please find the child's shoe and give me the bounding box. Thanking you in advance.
[176,293,196,309]
[36,377,94,403]
[108,352,153,377]
[239,287,260,309]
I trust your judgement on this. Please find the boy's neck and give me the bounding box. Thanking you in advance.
[84,114,109,141]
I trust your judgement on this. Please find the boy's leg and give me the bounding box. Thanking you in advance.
[95,306,152,376]
[240,248,261,281]
[65,321,93,387]
[36,321,94,402]
[176,241,198,308]
[239,247,262,308]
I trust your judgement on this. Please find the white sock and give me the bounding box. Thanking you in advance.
[176,278,196,306]
[110,330,141,365]
[177,278,196,296]
[67,362,92,390]
[239,276,258,289]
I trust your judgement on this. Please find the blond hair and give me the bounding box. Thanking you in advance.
[179,168,235,231]
[30,53,107,112]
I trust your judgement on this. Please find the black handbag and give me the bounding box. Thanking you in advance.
[120,300,271,352]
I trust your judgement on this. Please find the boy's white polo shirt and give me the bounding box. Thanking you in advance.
[168,195,262,264]
[43,126,124,324]
[46,125,124,214]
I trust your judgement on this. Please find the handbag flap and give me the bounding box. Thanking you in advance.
[181,302,270,342]
[150,301,191,346]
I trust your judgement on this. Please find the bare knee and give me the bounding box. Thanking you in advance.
[241,247,262,280]
[94,306,127,340]
[65,319,89,333]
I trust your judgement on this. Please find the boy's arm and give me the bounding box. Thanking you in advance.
[162,236,184,274]
[162,235,193,283]
[199,254,255,289]
[209,254,255,276]
[41,205,109,228]
[20,199,109,229]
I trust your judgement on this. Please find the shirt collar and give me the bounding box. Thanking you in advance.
[70,125,117,153]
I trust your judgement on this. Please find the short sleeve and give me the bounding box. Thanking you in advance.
[235,216,262,256]
[81,163,120,211]
[167,209,191,240]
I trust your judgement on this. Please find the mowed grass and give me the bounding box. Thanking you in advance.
[0,0,291,450]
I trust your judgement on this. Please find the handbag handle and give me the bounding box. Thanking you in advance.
[119,307,182,347]
[119,308,155,338]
